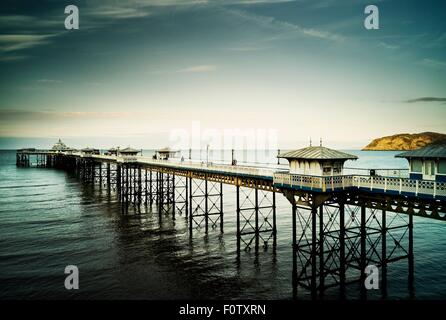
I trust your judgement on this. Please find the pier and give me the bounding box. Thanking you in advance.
[16,145,446,299]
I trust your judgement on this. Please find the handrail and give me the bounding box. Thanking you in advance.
[272,172,446,199]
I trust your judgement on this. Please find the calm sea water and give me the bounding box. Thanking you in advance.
[0,150,445,300]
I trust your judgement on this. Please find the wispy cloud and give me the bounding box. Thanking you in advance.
[224,45,272,52]
[149,64,218,74]
[37,79,62,84]
[225,8,345,42]
[405,97,446,103]
[0,34,56,53]
[0,54,28,62]
[86,6,151,19]
[0,110,144,121]
[420,58,446,70]
[178,65,217,73]
[379,42,399,50]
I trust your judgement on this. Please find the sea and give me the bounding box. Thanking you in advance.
[0,149,445,300]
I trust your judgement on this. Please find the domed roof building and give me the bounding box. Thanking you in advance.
[51,139,70,152]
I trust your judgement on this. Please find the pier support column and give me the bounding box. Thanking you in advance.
[381,208,387,298]
[174,175,188,217]
[106,163,111,194]
[137,166,142,206]
[188,175,223,235]
[236,185,276,253]
[156,172,174,215]
[339,201,346,299]
[360,202,367,300]
[292,202,297,300]
[117,164,122,200]
[408,205,414,297]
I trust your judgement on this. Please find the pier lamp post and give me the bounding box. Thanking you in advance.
[206,144,210,165]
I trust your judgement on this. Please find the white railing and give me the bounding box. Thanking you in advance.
[273,173,446,199]
[81,154,283,178]
[60,151,446,199]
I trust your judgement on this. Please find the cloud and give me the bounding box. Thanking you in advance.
[37,79,62,84]
[0,34,56,53]
[225,8,345,42]
[420,58,446,70]
[404,97,446,103]
[0,110,144,122]
[379,42,399,50]
[0,54,28,62]
[178,65,217,73]
[86,6,151,19]
[150,64,218,74]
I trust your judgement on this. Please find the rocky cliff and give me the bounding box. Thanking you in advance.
[363,132,446,151]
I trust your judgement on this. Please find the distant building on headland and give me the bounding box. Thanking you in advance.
[396,143,446,182]
[278,144,357,176]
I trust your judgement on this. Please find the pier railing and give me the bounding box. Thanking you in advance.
[83,154,285,179]
[273,172,446,200]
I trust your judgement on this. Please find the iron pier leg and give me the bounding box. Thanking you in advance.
[205,177,209,234]
[292,202,297,300]
[138,167,142,206]
[189,177,193,235]
[339,201,346,299]
[220,183,224,233]
[311,206,317,300]
[319,205,324,299]
[107,163,111,194]
[185,177,189,218]
[381,209,387,298]
[144,169,148,206]
[255,187,259,251]
[408,207,414,297]
[125,165,130,208]
[272,191,277,250]
[99,162,102,188]
[360,202,367,300]
[236,185,241,255]
[150,170,153,206]
[117,164,121,201]
[172,175,176,220]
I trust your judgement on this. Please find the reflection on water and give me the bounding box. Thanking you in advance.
[0,150,446,299]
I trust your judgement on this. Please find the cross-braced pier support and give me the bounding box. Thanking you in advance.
[188,176,223,235]
[157,172,175,216]
[236,186,276,254]
[288,193,413,300]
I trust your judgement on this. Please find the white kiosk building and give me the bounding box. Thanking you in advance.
[118,147,140,157]
[278,144,357,176]
[155,147,178,160]
[396,143,446,182]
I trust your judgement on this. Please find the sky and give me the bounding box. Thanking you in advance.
[0,0,445,149]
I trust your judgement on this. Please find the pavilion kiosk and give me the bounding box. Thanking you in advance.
[278,145,358,176]
[396,143,446,182]
[155,147,179,160]
[105,147,119,156]
[118,147,140,157]
[80,147,100,155]
[51,139,70,152]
